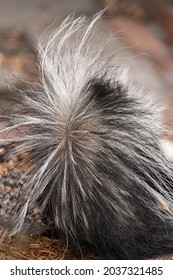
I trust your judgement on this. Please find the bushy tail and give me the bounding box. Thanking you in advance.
[1,13,173,259]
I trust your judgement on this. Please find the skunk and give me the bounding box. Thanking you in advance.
[1,13,173,259]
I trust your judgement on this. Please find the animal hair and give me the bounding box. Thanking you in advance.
[1,12,173,259]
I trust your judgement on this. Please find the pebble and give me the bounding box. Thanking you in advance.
[0,189,7,196]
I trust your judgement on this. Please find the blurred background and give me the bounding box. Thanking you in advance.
[1,1,173,109]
